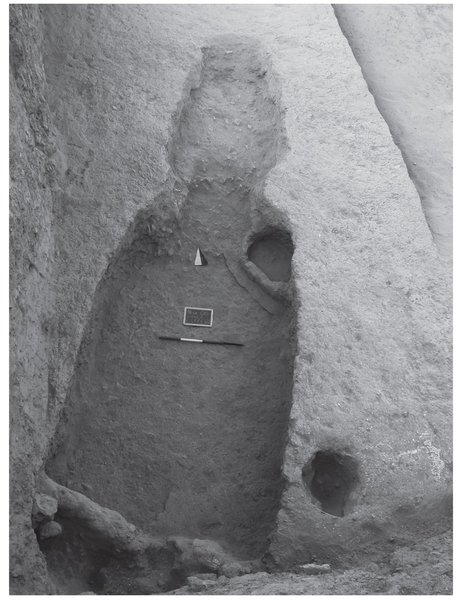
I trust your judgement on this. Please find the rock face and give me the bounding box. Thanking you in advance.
[335,4,453,259]
[10,5,57,593]
[10,4,451,594]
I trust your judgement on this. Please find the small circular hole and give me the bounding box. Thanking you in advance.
[302,450,359,517]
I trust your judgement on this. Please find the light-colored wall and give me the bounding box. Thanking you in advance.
[335,4,453,259]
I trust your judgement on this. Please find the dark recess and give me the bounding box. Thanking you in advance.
[248,228,293,282]
[302,451,359,517]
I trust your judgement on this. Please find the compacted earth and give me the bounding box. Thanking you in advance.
[172,530,453,596]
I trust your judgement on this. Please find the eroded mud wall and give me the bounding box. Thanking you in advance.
[47,37,295,560]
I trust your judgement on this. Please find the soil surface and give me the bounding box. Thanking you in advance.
[171,530,452,595]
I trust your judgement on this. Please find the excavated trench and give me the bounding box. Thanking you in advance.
[43,36,297,593]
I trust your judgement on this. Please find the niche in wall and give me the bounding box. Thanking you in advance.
[247,227,293,283]
[302,450,359,517]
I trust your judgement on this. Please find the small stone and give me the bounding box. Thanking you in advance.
[220,562,252,578]
[192,573,217,581]
[38,520,62,539]
[32,493,58,525]
[297,563,331,575]
[186,576,216,592]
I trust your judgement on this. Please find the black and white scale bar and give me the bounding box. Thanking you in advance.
[158,335,243,347]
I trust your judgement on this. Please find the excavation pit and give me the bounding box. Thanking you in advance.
[44,35,296,591]
[302,451,359,517]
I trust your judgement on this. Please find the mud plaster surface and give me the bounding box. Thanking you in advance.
[10,4,452,594]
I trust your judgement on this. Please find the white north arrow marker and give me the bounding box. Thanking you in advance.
[194,247,208,266]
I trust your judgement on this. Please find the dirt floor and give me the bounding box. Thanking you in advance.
[170,530,452,595]
[45,38,296,590]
